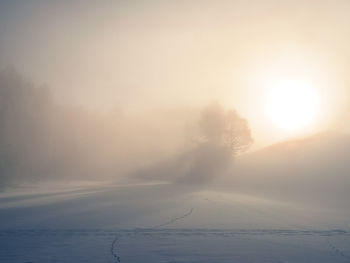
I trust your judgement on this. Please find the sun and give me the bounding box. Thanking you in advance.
[267,79,320,131]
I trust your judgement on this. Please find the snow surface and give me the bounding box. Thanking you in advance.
[1,183,350,262]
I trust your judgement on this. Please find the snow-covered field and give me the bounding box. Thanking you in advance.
[2,228,350,262]
[1,183,350,262]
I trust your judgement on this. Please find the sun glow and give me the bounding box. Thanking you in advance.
[267,79,320,131]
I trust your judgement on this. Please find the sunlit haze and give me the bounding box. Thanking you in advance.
[1,2,350,262]
[0,1,349,147]
[267,79,319,131]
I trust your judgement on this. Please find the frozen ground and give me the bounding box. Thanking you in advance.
[1,183,350,262]
[2,229,350,262]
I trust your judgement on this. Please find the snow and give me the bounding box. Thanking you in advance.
[1,183,350,262]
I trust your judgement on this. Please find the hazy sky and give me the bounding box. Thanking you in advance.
[1,0,350,146]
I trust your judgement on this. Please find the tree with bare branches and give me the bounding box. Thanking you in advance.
[199,103,253,155]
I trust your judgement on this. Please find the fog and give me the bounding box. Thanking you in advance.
[2,2,350,262]
[0,67,254,188]
[214,131,350,211]
[1,0,350,146]
[1,65,350,214]
[0,74,349,223]
[0,66,188,185]
[0,0,350,222]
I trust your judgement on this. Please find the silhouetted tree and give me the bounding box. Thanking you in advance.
[199,103,253,155]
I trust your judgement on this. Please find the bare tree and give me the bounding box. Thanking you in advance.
[199,103,253,155]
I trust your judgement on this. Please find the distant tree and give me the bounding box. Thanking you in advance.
[0,66,54,186]
[199,103,253,155]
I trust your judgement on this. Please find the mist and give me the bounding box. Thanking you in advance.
[1,0,350,146]
[2,1,350,262]
[1,66,349,213]
[0,67,254,188]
